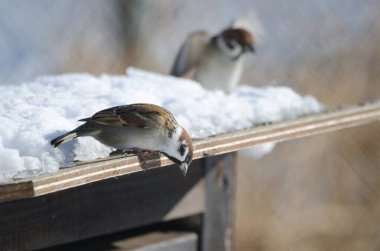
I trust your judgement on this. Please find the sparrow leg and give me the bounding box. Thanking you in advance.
[128,147,148,166]
[137,149,147,166]
[122,148,160,167]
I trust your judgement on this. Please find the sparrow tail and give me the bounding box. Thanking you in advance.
[50,131,78,148]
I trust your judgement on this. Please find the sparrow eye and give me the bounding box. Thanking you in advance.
[179,144,187,156]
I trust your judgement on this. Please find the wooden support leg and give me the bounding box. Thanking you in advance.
[201,153,237,251]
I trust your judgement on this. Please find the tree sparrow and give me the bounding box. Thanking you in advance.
[50,103,194,176]
[170,27,255,93]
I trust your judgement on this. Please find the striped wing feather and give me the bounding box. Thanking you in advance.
[79,104,177,130]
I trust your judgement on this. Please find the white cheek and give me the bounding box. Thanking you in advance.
[229,41,243,57]
[217,37,242,58]
[183,148,189,159]
[160,127,185,161]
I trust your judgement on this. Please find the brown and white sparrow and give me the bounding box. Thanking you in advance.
[170,27,255,93]
[50,103,194,176]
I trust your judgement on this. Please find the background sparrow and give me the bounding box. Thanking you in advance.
[50,103,194,176]
[170,27,255,93]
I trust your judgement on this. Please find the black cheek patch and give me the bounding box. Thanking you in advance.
[179,144,186,156]
[226,41,234,49]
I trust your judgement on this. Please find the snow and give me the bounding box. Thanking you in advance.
[0,68,323,182]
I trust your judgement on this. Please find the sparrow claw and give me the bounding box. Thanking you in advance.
[122,148,161,168]
[127,148,148,166]
[137,151,147,166]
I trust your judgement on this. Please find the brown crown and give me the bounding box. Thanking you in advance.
[179,128,193,164]
[221,28,254,48]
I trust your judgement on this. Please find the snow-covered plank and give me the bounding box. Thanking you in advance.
[1,101,380,202]
[0,68,322,182]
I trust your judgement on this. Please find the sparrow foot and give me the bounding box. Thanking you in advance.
[126,148,151,166]
[136,150,147,166]
[122,148,160,168]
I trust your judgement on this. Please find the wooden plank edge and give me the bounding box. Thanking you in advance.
[198,103,380,155]
[0,180,35,201]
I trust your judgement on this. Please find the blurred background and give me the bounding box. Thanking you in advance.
[1,0,380,250]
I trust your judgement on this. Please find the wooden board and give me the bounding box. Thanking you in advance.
[111,231,197,251]
[1,100,380,202]
[0,160,205,251]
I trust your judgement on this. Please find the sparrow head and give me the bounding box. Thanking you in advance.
[214,28,255,59]
[163,126,193,177]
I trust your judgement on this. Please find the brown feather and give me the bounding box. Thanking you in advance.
[79,104,178,133]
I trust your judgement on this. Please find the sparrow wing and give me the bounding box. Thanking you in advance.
[79,104,178,131]
[170,31,209,77]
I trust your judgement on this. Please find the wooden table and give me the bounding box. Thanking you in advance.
[1,101,380,251]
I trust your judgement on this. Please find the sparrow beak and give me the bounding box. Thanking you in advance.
[179,163,188,177]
